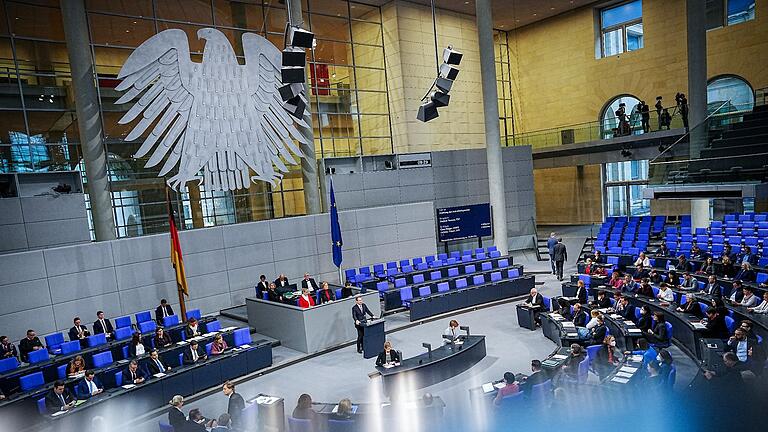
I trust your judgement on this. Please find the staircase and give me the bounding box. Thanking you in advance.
[536,237,550,262]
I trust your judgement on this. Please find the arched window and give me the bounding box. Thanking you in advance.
[707,75,754,114]
[601,95,641,139]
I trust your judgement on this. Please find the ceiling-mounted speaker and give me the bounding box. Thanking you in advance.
[439,63,459,80]
[278,83,304,102]
[282,47,306,67]
[288,26,315,49]
[443,46,463,65]
[281,66,305,84]
[435,77,453,93]
[430,91,450,107]
[284,95,306,119]
[417,101,439,122]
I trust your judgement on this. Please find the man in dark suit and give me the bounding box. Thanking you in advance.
[0,335,19,360]
[301,273,320,292]
[182,340,207,365]
[155,299,175,322]
[572,303,587,327]
[222,381,245,429]
[519,360,547,396]
[524,288,545,325]
[124,360,146,385]
[93,311,115,339]
[704,308,729,340]
[147,349,171,375]
[45,381,75,414]
[266,282,283,303]
[68,317,90,346]
[352,296,375,354]
[76,370,103,399]
[552,238,568,281]
[255,275,269,299]
[19,329,44,363]
[615,297,634,320]
[590,291,612,309]
[546,232,558,275]
[274,274,290,289]
[704,275,722,298]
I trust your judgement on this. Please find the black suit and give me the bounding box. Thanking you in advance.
[68,325,90,343]
[552,243,568,280]
[184,325,201,339]
[616,303,634,320]
[182,345,207,365]
[19,337,43,362]
[519,370,547,395]
[352,303,375,352]
[255,280,269,298]
[591,296,611,309]
[45,389,74,414]
[274,278,290,288]
[0,342,18,360]
[155,304,175,322]
[591,324,607,344]
[169,407,188,432]
[648,321,669,344]
[525,294,544,309]
[317,288,336,304]
[147,357,169,375]
[267,289,282,303]
[637,314,652,332]
[227,392,245,427]
[301,278,319,291]
[572,310,587,327]
[574,286,588,303]
[93,318,114,336]
[705,283,722,298]
[705,315,730,339]
[154,333,173,349]
[376,349,401,367]
[123,367,146,384]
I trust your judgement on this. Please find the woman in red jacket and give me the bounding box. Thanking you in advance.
[297,287,315,309]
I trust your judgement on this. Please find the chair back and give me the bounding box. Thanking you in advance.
[44,333,65,353]
[489,250,501,258]
[541,296,551,311]
[139,320,157,334]
[577,357,589,383]
[158,422,175,432]
[465,264,476,274]
[135,310,152,324]
[448,267,459,277]
[328,419,355,432]
[455,278,468,289]
[162,315,180,327]
[667,364,677,387]
[477,252,487,260]
[472,275,485,285]
[20,372,45,391]
[115,316,132,329]
[115,327,133,341]
[92,351,114,368]
[497,258,509,268]
[413,274,425,284]
[530,380,552,401]
[394,278,406,288]
[0,357,19,373]
[376,281,389,293]
[437,282,450,293]
[481,261,492,271]
[508,268,520,278]
[430,271,441,280]
[399,287,413,302]
[418,286,431,297]
[186,309,202,321]
[60,340,81,355]
[233,328,252,346]
[490,271,502,282]
[586,345,601,366]
[724,315,736,334]
[288,416,314,432]
[497,391,524,409]
[57,364,68,379]
[437,253,448,261]
[37,398,47,415]
[206,320,222,333]
[87,333,108,347]
[28,348,50,364]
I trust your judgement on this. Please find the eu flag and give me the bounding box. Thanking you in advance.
[329,178,343,268]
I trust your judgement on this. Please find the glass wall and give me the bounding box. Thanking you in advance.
[495,30,514,145]
[604,159,650,217]
[0,0,390,238]
[599,0,643,58]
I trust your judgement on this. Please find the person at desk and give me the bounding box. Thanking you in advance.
[168,395,188,432]
[657,283,675,302]
[559,344,585,382]
[676,255,692,273]
[67,355,86,376]
[608,272,624,289]
[211,334,229,355]
[592,250,605,264]
[341,281,355,299]
[585,310,601,330]
[0,335,18,360]
[704,275,722,298]
[68,317,90,345]
[330,399,354,421]
[655,241,670,257]
[747,292,768,313]
[584,258,598,276]
[147,349,171,375]
[493,372,520,405]
[637,280,655,298]
[222,381,245,429]
[76,370,104,398]
[188,408,216,432]
[353,295,375,354]
[703,352,744,394]
[728,280,745,304]
[704,307,730,340]
[184,317,202,339]
[637,306,653,333]
[572,303,587,327]
[182,340,207,365]
[595,335,619,380]
[734,262,756,283]
[718,256,736,279]
[646,312,669,345]
[317,281,336,304]
[154,327,173,349]
[615,296,634,319]
[699,257,716,275]
[266,282,283,303]
[677,295,703,317]
[590,316,608,344]
[297,287,315,309]
[45,380,75,414]
[691,244,708,261]
[519,360,546,395]
[591,291,611,309]
[680,272,697,290]
[648,269,663,286]
[632,264,649,280]
[292,394,319,426]
[19,329,44,363]
[274,274,290,289]
[573,280,588,304]
[443,319,462,344]
[212,413,231,432]
[124,360,146,384]
[524,288,545,325]
[155,299,175,322]
[739,286,759,308]
[726,327,756,365]
[736,245,758,266]
[645,361,665,389]
[301,273,320,292]
[621,274,638,293]
[128,332,146,358]
[255,275,269,299]
[93,311,115,340]
[634,252,651,268]
[376,341,401,367]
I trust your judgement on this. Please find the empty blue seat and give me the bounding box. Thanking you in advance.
[186,309,202,321]
[359,267,371,275]
[386,268,399,278]
[430,259,443,268]
[418,286,431,297]
[490,271,502,282]
[373,264,385,276]
[0,357,19,373]
[206,320,222,333]
[462,250,472,256]
[430,271,441,280]
[489,250,501,258]
[20,372,44,392]
[411,258,423,267]
[28,348,49,364]
[438,253,448,261]
[114,327,133,341]
[416,262,429,270]
[60,340,81,355]
[447,267,459,277]
[481,262,492,271]
[376,281,389,293]
[344,269,356,281]
[394,278,406,288]
[400,287,413,307]
[399,260,410,268]
[724,316,736,334]
[413,274,425,284]
[476,252,487,260]
[234,328,252,346]
[163,315,180,327]
[138,320,157,334]
[135,310,152,324]
[508,268,520,278]
[437,282,450,292]
[402,265,413,273]
[92,351,114,368]
[450,251,461,259]
[465,264,476,274]
[288,417,314,432]
[386,261,398,269]
[446,258,457,265]
[37,397,46,415]
[497,258,509,268]
[461,255,473,263]
[45,333,65,354]
[455,278,468,289]
[756,273,768,285]
[114,316,132,329]
[488,246,498,252]
[475,248,484,255]
[473,275,485,285]
[425,255,435,264]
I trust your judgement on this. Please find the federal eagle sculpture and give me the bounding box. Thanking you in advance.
[115,28,309,191]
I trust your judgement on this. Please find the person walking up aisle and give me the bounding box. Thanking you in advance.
[553,238,568,281]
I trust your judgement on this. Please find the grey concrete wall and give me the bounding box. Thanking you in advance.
[0,202,436,342]
[328,146,537,252]
[0,194,91,254]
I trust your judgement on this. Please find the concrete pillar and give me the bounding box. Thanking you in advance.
[476,0,508,254]
[60,0,116,241]
[686,0,708,158]
[286,0,321,215]
[691,199,710,229]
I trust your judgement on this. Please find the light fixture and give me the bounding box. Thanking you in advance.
[442,46,463,65]
[281,66,305,83]
[439,63,459,80]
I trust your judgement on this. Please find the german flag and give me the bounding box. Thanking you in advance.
[168,193,189,297]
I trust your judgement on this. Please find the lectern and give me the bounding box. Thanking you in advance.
[516,304,537,331]
[362,318,385,359]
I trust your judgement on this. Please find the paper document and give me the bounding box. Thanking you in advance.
[623,321,634,325]
[562,322,575,328]
[176,341,188,346]
[494,382,506,389]
[551,354,568,360]
[566,333,578,338]
[611,377,630,384]
[619,366,638,373]
[331,404,358,414]
[239,344,251,349]
[255,396,279,405]
[610,314,622,319]
[616,371,634,378]
[482,383,494,393]
[122,384,136,390]
[692,322,706,329]
[222,326,237,332]
[51,410,67,417]
[153,373,167,378]
[628,329,642,334]
[630,355,643,362]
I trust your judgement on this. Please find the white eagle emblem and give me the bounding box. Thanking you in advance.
[116,28,309,191]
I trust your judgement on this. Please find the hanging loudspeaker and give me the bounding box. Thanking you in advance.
[288,26,315,49]
[281,66,305,84]
[417,101,439,122]
[282,48,306,67]
[442,46,463,65]
[279,83,304,102]
[439,63,459,80]
[284,96,306,119]
[430,91,450,107]
[435,77,453,93]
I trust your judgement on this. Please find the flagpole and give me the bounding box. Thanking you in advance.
[166,186,188,321]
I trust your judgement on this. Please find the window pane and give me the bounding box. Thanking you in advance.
[352,44,383,69]
[707,76,754,112]
[357,114,389,137]
[309,0,349,17]
[629,184,650,216]
[626,23,643,51]
[310,14,351,43]
[351,21,382,45]
[349,3,380,23]
[155,0,213,24]
[312,40,351,65]
[213,0,264,29]
[602,28,624,57]
[606,186,627,216]
[361,137,392,155]
[601,95,640,138]
[86,0,154,17]
[354,67,385,91]
[7,2,65,41]
[601,0,642,29]
[706,0,725,29]
[89,14,156,48]
[727,0,755,25]
[356,91,388,114]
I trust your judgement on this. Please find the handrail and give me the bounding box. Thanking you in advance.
[649,99,732,163]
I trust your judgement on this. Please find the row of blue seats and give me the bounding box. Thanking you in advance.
[385,258,513,290]
[398,267,522,308]
[722,213,768,222]
[668,233,768,244]
[13,327,252,395]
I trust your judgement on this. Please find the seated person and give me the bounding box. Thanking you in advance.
[590,316,608,344]
[747,291,768,313]
[184,317,201,339]
[704,307,729,340]
[443,319,462,344]
[656,283,675,302]
[297,287,316,309]
[690,244,707,261]
[727,280,745,304]
[155,299,175,322]
[0,336,18,360]
[274,274,290,289]
[182,340,207,365]
[93,311,115,339]
[702,352,744,394]
[572,303,587,327]
[316,281,336,304]
[341,281,355,299]
[67,355,86,376]
[19,329,44,363]
[722,243,735,260]
[266,282,283,303]
[128,332,146,358]
[375,341,401,367]
[676,294,703,317]
[124,360,146,384]
[718,256,736,279]
[594,336,619,380]
[154,327,173,349]
[583,258,595,274]
[632,264,649,280]
[634,252,651,267]
[621,274,638,293]
[68,317,90,345]
[608,272,624,289]
[211,334,228,355]
[292,394,319,427]
[736,245,758,266]
[591,250,605,264]
[739,286,759,308]
[301,273,320,292]
[734,262,755,283]
[698,257,716,275]
[679,272,697,290]
[255,275,269,299]
[614,296,634,319]
[493,372,520,405]
[574,279,588,304]
[188,408,216,432]
[523,288,544,325]
[645,360,665,388]
[560,344,585,382]
[725,327,755,364]
[636,306,653,332]
[648,269,663,285]
[675,255,692,272]
[585,310,601,331]
[330,399,354,421]
[518,360,547,395]
[646,312,669,345]
[625,338,657,371]
[556,297,572,320]
[658,349,674,382]
[76,370,103,398]
[704,275,722,298]
[45,380,75,414]
[147,349,171,375]
[590,291,611,309]
[655,241,670,257]
[637,281,654,298]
